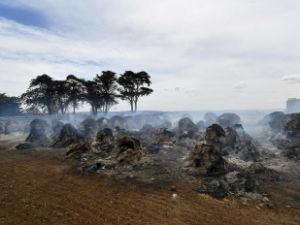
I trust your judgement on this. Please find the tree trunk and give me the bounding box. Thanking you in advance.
[130,101,133,112]
[91,104,95,115]
[47,104,52,115]
[134,101,137,112]
[60,103,65,115]
[73,102,76,114]
[105,103,108,114]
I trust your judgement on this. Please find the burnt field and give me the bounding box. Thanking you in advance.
[0,147,299,225]
[0,111,299,224]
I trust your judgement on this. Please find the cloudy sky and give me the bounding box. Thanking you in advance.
[0,0,299,111]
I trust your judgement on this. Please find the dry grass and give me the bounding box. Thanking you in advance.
[0,147,299,225]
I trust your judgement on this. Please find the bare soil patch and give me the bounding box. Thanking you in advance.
[0,143,299,224]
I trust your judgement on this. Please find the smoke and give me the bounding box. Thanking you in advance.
[281,74,300,84]
[0,109,272,141]
[233,81,248,92]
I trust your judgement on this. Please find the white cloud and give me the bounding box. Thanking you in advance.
[174,87,183,92]
[0,0,299,110]
[234,81,248,92]
[281,74,300,84]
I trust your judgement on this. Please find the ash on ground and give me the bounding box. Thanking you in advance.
[0,111,298,202]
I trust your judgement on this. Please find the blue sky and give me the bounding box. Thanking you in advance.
[0,2,48,28]
[0,0,299,111]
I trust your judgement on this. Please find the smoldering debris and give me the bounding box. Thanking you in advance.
[110,116,126,129]
[16,119,51,149]
[175,117,199,139]
[51,120,64,138]
[66,142,92,160]
[139,124,155,135]
[52,123,84,148]
[217,113,241,128]
[0,122,4,135]
[193,163,280,199]
[97,117,112,130]
[266,113,300,160]
[204,112,217,127]
[26,119,50,142]
[4,120,21,134]
[79,118,99,139]
[183,141,229,176]
[0,110,298,200]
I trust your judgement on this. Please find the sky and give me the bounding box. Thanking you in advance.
[0,0,299,111]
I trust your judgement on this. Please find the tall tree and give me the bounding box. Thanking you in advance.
[21,74,59,115]
[94,71,118,113]
[117,71,153,112]
[53,80,68,114]
[65,74,86,114]
[83,80,104,115]
[0,93,21,116]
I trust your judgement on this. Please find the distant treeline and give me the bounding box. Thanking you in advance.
[0,93,21,116]
[0,71,153,116]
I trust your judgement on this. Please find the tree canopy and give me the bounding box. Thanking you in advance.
[94,71,118,113]
[0,93,21,116]
[18,70,153,115]
[118,71,153,112]
[65,75,86,114]
[21,74,59,115]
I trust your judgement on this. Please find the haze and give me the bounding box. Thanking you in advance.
[0,0,299,111]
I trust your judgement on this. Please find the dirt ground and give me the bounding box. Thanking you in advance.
[0,143,299,224]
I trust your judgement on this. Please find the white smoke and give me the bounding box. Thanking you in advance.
[233,81,248,92]
[281,74,300,84]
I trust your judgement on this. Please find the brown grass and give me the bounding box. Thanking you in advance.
[0,148,299,225]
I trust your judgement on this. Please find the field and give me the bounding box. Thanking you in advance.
[0,138,299,225]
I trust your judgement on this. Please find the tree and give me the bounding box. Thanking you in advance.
[0,93,21,116]
[53,80,69,115]
[21,74,59,115]
[65,74,86,114]
[117,71,153,112]
[94,71,118,113]
[83,80,103,115]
